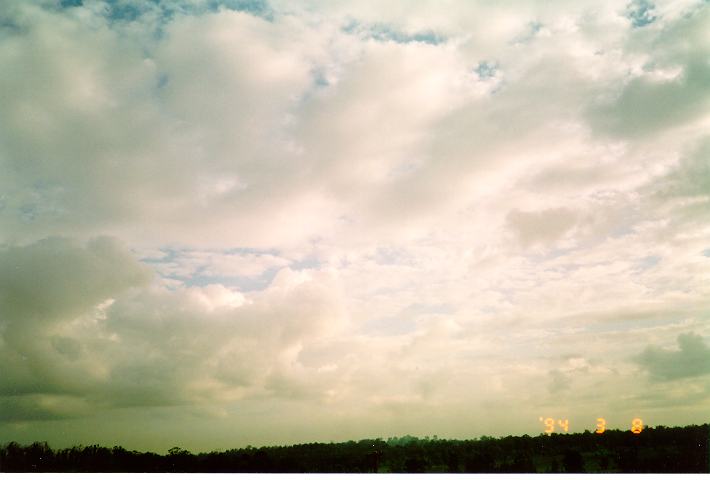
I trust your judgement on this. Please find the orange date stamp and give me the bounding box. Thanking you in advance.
[538,417,643,435]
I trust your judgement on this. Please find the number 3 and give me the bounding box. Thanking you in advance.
[595,418,606,434]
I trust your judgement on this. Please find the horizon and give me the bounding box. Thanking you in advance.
[4,424,708,473]
[5,422,709,455]
[1,0,709,454]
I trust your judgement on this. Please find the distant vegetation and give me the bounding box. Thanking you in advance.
[1,424,708,473]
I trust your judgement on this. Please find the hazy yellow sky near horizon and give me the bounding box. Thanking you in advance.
[0,0,709,453]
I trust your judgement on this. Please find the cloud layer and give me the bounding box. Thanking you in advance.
[0,0,709,451]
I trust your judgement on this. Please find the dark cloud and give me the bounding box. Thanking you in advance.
[0,236,150,326]
[0,394,89,422]
[588,57,709,137]
[0,236,345,422]
[636,332,710,381]
[0,237,151,419]
[587,5,710,138]
[663,138,710,198]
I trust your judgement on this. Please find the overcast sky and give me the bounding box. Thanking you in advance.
[1,0,709,453]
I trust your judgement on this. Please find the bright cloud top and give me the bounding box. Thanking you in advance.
[0,0,709,452]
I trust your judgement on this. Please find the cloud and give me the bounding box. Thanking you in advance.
[548,369,570,393]
[507,208,578,247]
[0,236,150,327]
[636,332,710,381]
[587,3,710,137]
[0,1,331,249]
[0,394,92,422]
[0,237,149,400]
[0,236,348,420]
[661,138,710,199]
[1,0,710,449]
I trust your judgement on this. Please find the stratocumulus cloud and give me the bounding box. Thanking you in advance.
[0,0,708,452]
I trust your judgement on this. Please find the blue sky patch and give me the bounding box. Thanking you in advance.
[475,61,498,80]
[208,0,273,19]
[139,246,298,292]
[183,270,279,292]
[106,2,145,22]
[73,0,273,25]
[627,0,657,28]
[512,21,543,44]
[343,19,446,46]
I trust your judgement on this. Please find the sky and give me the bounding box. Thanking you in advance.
[0,0,709,453]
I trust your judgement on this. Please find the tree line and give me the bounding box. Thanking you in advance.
[1,423,707,473]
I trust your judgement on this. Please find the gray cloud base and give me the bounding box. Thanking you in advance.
[637,333,710,381]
